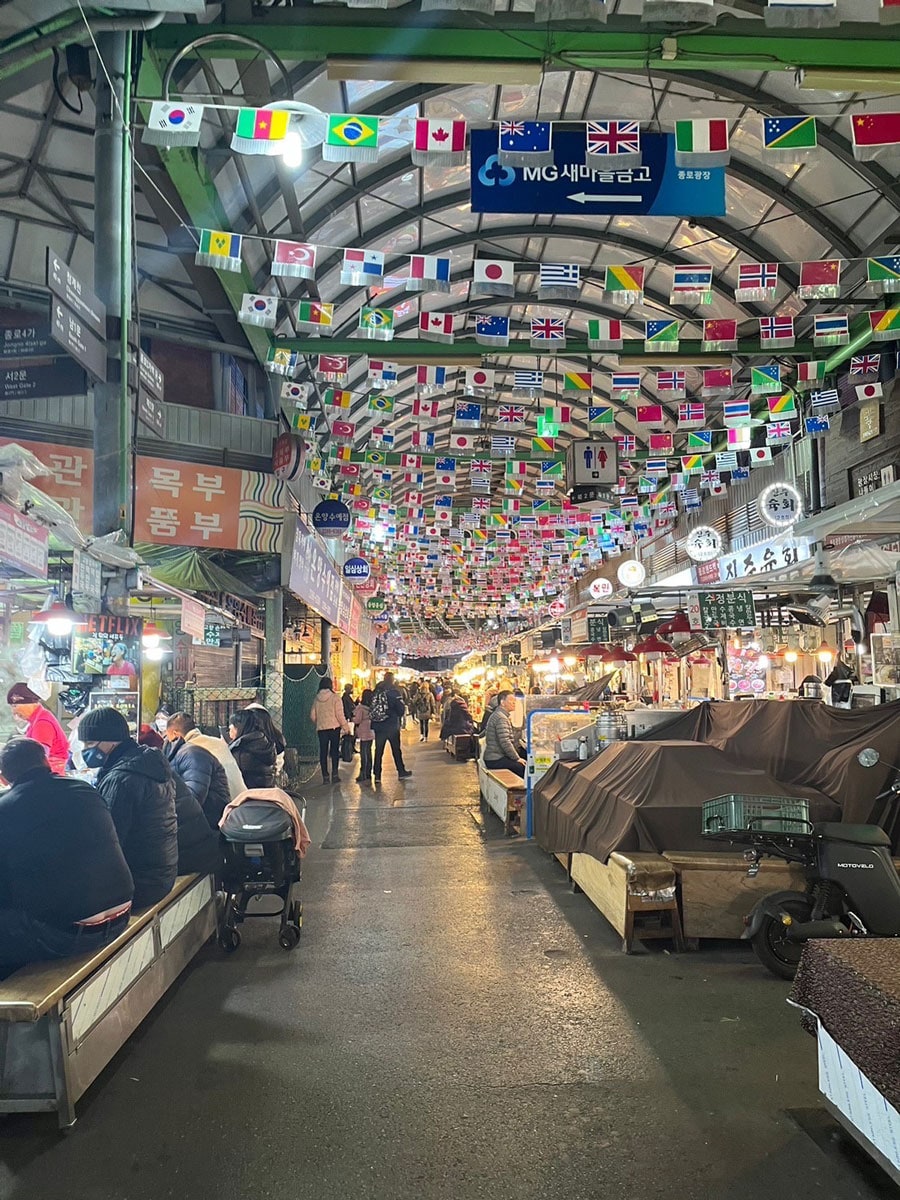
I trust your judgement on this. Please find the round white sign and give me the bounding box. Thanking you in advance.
[588,577,614,600]
[616,560,647,588]
[685,525,723,564]
[547,598,566,618]
[758,482,803,529]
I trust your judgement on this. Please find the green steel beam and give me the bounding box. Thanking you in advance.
[148,19,900,74]
[136,48,271,363]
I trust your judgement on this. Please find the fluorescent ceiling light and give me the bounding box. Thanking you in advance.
[326,57,543,86]
[798,69,900,94]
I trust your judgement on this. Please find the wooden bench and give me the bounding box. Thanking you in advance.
[571,852,685,953]
[443,734,479,761]
[477,758,526,834]
[0,873,216,1128]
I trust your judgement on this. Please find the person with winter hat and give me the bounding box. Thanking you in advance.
[6,684,69,775]
[310,677,351,783]
[77,706,179,907]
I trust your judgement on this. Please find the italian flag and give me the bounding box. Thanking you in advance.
[674,119,730,165]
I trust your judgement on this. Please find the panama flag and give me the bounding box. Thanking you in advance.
[407,254,451,293]
[372,427,394,447]
[341,247,384,285]
[411,118,467,166]
[368,359,399,385]
[272,240,317,279]
[472,259,515,298]
[418,311,454,343]
[143,102,204,147]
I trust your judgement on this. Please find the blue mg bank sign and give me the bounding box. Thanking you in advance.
[470,130,725,217]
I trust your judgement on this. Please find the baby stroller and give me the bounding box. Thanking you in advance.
[218,795,306,952]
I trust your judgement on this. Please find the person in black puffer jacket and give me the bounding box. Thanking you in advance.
[163,724,231,830]
[227,708,277,790]
[78,707,178,908]
[171,772,221,877]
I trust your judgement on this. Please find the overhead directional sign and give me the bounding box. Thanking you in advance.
[137,351,166,436]
[50,300,107,382]
[46,250,106,340]
[470,131,725,217]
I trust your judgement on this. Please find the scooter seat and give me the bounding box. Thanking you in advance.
[815,822,891,847]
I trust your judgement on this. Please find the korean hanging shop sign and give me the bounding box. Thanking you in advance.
[691,590,756,630]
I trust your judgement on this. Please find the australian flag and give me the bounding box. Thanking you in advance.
[498,120,552,156]
[474,314,509,346]
[454,401,482,426]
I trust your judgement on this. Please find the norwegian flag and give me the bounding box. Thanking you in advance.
[678,402,706,427]
[736,262,778,299]
[759,315,795,346]
[497,405,525,424]
[850,354,881,375]
[530,317,565,342]
[615,434,637,454]
[656,369,686,393]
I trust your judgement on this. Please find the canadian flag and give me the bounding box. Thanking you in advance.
[419,311,454,339]
[414,119,467,155]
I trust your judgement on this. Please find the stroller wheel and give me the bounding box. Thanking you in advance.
[219,927,241,953]
[279,924,301,951]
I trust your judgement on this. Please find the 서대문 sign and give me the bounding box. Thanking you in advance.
[470,131,725,217]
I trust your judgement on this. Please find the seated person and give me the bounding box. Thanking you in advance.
[440,696,476,740]
[78,707,179,908]
[482,691,527,778]
[0,738,134,976]
[164,713,232,828]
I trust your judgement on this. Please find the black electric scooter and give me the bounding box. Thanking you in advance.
[707,749,900,979]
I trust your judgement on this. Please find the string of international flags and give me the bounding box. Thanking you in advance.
[146,104,900,166]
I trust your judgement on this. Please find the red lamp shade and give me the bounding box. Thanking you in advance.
[583,643,609,658]
[606,646,637,664]
[634,634,675,660]
[669,610,691,634]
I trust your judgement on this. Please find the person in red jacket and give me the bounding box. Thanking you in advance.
[6,684,69,775]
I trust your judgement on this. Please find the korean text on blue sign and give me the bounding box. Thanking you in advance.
[470,131,726,217]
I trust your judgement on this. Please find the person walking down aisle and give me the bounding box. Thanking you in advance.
[353,689,375,782]
[412,686,436,742]
[78,706,178,908]
[310,677,351,784]
[482,691,527,778]
[0,737,134,976]
[371,672,411,783]
[6,683,69,775]
[341,683,356,722]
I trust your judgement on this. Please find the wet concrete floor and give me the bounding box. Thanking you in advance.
[0,733,893,1199]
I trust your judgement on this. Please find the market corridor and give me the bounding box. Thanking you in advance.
[0,735,890,1200]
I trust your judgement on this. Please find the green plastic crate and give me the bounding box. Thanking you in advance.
[702,794,810,835]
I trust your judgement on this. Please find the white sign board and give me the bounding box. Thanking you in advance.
[567,439,618,485]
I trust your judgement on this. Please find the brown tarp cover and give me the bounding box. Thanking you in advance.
[791,940,900,1112]
[534,698,900,860]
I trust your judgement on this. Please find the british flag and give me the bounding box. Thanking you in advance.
[470,459,492,474]
[586,120,640,157]
[471,496,491,513]
[497,405,525,424]
[530,317,565,342]
[767,421,793,443]
[850,354,881,375]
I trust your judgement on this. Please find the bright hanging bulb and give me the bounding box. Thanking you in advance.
[757,654,770,670]
[144,645,165,662]
[46,612,74,637]
[281,130,304,169]
[784,649,799,664]
[817,641,835,663]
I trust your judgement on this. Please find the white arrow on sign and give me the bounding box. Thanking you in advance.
[567,192,642,204]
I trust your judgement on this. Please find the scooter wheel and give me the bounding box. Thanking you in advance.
[279,924,301,951]
[751,897,812,980]
[219,927,241,954]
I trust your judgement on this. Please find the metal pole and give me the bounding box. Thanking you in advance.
[321,618,332,672]
[92,31,132,536]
